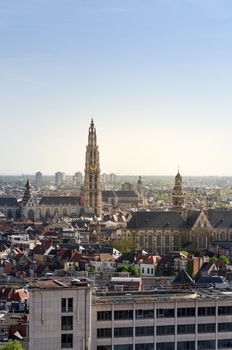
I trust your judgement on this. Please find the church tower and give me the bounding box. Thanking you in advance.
[172,169,185,208]
[84,120,102,216]
[22,180,31,206]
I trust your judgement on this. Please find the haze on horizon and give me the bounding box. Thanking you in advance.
[1,0,232,177]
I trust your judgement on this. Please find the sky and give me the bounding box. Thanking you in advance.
[1,0,232,176]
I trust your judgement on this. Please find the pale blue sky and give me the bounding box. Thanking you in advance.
[1,0,232,176]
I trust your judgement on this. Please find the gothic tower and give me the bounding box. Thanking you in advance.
[22,179,31,206]
[84,120,102,216]
[172,169,185,208]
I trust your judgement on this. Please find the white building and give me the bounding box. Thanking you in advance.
[29,278,232,350]
[29,278,92,350]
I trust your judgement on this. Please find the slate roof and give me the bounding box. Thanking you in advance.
[187,210,201,227]
[172,268,194,284]
[127,211,187,229]
[102,191,117,199]
[200,262,214,272]
[39,196,80,206]
[196,276,224,285]
[115,191,138,198]
[0,197,19,207]
[207,209,232,228]
[102,190,138,199]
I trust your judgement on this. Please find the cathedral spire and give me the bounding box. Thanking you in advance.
[84,120,102,216]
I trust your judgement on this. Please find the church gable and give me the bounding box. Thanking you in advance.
[191,211,212,230]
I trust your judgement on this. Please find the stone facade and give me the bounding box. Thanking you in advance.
[128,209,232,254]
[29,279,92,350]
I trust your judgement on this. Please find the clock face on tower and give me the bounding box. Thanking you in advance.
[89,164,97,172]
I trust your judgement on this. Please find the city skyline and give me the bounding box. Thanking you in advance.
[1,1,232,176]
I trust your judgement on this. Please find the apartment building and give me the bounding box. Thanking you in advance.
[92,289,232,350]
[29,278,232,350]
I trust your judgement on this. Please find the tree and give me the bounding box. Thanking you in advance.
[209,256,218,263]
[219,255,229,265]
[0,340,25,350]
[128,265,139,276]
[116,264,139,276]
[111,237,132,254]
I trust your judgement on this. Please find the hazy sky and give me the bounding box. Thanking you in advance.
[1,0,232,176]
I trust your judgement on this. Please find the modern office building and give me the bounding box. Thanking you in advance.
[29,277,232,350]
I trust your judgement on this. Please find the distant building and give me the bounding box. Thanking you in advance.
[74,172,83,188]
[35,171,43,187]
[55,172,65,187]
[122,182,134,191]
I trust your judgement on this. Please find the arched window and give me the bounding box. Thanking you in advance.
[199,234,207,249]
[45,208,51,219]
[28,209,34,221]
[7,209,12,219]
[220,232,226,240]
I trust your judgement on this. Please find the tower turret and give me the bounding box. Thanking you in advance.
[22,179,31,206]
[172,169,185,208]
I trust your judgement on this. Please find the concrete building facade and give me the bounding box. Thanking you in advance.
[29,279,232,350]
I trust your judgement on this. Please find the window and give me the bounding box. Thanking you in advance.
[147,268,150,274]
[198,307,215,316]
[114,310,133,320]
[97,328,112,338]
[157,308,175,318]
[136,326,154,337]
[177,308,195,317]
[157,325,175,335]
[61,334,73,348]
[218,323,232,332]
[151,268,154,274]
[177,324,195,334]
[114,345,133,350]
[114,327,133,337]
[218,306,232,315]
[136,309,154,319]
[61,298,73,313]
[142,268,144,273]
[135,344,154,350]
[197,340,215,350]
[198,323,215,333]
[61,316,73,331]
[218,339,232,349]
[97,311,112,321]
[157,343,175,350]
[177,341,195,350]
[97,347,111,350]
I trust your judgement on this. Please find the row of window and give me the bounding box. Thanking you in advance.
[61,298,73,348]
[97,339,232,350]
[97,323,232,338]
[97,306,232,321]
